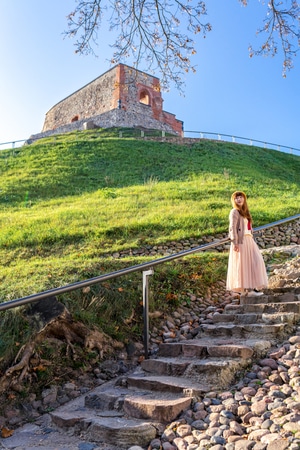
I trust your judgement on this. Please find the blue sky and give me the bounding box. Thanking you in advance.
[0,0,299,152]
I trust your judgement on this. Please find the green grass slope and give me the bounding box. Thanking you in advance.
[0,129,299,292]
[0,128,299,352]
[0,128,298,417]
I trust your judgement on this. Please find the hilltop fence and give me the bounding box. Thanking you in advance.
[183,131,300,155]
[0,131,299,156]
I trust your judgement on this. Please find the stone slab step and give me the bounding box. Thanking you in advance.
[261,312,300,325]
[127,374,211,396]
[264,287,300,295]
[49,378,175,447]
[225,302,300,315]
[158,340,254,359]
[84,416,157,448]
[51,410,156,449]
[213,311,300,325]
[158,337,273,358]
[123,391,192,422]
[84,386,128,411]
[240,292,300,306]
[140,356,251,388]
[50,379,196,446]
[212,313,260,324]
[85,380,191,422]
[83,385,193,422]
[198,322,288,341]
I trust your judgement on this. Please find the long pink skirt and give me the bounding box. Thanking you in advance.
[226,235,268,292]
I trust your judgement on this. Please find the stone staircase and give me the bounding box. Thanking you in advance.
[50,287,300,449]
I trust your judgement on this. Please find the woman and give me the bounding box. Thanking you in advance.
[226,191,268,296]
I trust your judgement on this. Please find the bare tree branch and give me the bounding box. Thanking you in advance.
[64,0,300,91]
[64,0,210,91]
[242,0,300,76]
[65,0,103,55]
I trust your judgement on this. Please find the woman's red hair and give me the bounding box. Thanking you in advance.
[231,191,252,221]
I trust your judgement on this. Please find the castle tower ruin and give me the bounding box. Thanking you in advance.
[40,64,183,137]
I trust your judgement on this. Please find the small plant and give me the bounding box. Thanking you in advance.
[223,168,230,179]
[144,174,159,189]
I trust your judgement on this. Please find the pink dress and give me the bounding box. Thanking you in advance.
[226,217,268,292]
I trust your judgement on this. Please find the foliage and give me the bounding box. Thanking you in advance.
[0,252,228,373]
[0,310,32,368]
[64,1,300,90]
[152,253,228,308]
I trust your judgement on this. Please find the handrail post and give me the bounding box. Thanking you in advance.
[143,268,154,359]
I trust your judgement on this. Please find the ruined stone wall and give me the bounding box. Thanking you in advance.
[29,109,179,143]
[41,64,183,136]
[42,68,119,132]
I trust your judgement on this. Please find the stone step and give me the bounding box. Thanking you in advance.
[84,386,193,422]
[51,409,157,449]
[212,312,260,324]
[84,416,157,449]
[140,356,251,388]
[198,322,289,341]
[127,374,211,396]
[213,311,300,325]
[157,339,254,359]
[50,376,200,448]
[123,391,192,422]
[225,301,300,315]
[263,287,300,295]
[240,292,300,306]
[48,286,300,449]
[50,380,166,448]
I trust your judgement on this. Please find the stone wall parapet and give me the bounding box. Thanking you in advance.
[28,109,179,144]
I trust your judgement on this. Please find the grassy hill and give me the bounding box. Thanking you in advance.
[0,128,299,354]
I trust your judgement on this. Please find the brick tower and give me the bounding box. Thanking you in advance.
[41,64,183,137]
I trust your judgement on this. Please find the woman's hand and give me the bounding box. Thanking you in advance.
[233,244,239,252]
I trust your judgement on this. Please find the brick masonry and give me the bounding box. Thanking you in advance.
[34,64,183,142]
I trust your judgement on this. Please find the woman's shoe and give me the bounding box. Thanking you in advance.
[248,290,263,296]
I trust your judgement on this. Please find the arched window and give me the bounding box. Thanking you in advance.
[71,115,79,122]
[139,90,150,105]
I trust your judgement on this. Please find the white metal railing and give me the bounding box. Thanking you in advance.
[0,139,26,151]
[0,132,299,155]
[183,131,300,155]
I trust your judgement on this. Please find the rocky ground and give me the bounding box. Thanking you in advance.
[0,245,299,450]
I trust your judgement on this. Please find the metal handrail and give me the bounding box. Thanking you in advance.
[0,214,299,312]
[0,214,299,356]
[0,139,26,150]
[0,237,230,313]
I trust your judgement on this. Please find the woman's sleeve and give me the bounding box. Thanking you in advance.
[228,209,239,245]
